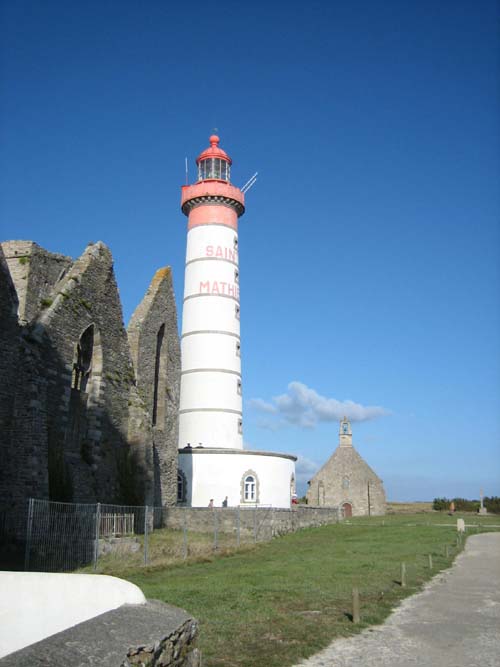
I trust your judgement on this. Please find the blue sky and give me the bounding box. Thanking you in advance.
[1,0,498,500]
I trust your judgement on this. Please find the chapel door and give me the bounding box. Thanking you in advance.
[342,502,352,518]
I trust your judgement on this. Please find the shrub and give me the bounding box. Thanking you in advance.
[432,497,449,511]
[484,496,500,514]
[453,498,480,512]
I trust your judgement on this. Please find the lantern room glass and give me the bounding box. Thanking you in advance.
[198,158,230,182]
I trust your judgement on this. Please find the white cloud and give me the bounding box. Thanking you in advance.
[248,398,277,413]
[249,381,390,429]
[295,456,320,484]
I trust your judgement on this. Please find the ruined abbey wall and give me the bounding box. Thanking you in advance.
[128,267,181,507]
[0,241,180,535]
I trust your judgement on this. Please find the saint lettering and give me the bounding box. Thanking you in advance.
[204,245,238,263]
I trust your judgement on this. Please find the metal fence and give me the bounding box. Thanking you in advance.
[24,499,151,572]
[24,499,341,572]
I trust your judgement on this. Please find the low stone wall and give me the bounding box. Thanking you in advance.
[162,505,341,541]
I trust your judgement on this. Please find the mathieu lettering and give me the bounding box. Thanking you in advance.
[199,281,240,300]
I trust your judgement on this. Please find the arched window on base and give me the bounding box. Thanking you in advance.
[240,469,259,504]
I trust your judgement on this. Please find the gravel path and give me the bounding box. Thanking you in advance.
[294,532,500,667]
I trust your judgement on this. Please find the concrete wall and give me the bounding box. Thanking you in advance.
[0,575,200,667]
[0,572,146,658]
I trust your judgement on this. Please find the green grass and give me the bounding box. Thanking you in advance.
[107,514,498,667]
[84,529,256,575]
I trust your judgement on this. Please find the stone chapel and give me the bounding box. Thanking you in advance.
[306,417,386,516]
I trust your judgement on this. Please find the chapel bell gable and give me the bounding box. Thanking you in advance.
[339,416,353,447]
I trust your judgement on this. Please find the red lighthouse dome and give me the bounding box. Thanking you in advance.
[196,135,232,182]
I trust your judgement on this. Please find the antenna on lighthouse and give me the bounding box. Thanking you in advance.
[185,157,189,185]
[241,172,258,194]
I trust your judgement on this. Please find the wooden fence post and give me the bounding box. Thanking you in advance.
[352,587,360,623]
[400,562,406,587]
[428,554,433,570]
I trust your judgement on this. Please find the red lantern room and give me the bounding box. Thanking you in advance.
[196,135,232,182]
[181,134,244,218]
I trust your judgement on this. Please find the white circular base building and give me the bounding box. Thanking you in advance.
[178,448,296,508]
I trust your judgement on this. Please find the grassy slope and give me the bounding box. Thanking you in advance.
[120,514,498,667]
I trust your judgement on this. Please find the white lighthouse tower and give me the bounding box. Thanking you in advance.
[179,135,244,450]
[177,135,295,508]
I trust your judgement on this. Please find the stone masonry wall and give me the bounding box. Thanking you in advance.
[30,242,150,504]
[162,506,342,541]
[0,239,180,552]
[1,241,72,324]
[0,600,201,667]
[307,445,386,516]
[0,247,50,543]
[128,267,181,507]
[0,247,23,513]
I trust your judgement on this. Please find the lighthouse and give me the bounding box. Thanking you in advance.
[177,135,295,508]
[179,135,244,450]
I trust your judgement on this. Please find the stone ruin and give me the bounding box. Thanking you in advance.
[0,240,181,546]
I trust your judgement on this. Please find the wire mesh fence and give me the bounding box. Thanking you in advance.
[24,499,341,572]
[24,499,151,572]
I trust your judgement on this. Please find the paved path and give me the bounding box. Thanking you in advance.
[295,532,500,667]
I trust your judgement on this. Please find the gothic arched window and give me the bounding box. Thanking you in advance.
[72,325,94,392]
[152,324,166,427]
